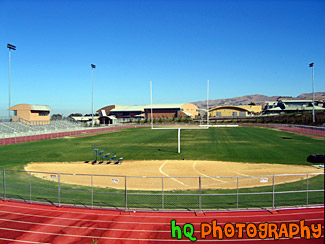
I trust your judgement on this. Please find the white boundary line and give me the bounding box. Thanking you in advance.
[192,162,227,184]
[159,161,189,186]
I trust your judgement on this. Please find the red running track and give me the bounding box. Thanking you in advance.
[0,201,323,243]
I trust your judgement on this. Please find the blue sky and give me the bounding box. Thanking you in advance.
[0,0,324,116]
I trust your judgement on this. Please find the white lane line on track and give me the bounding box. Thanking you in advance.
[159,161,189,186]
[192,162,227,183]
[0,209,323,226]
[0,204,323,220]
[0,218,168,232]
[0,237,51,244]
[0,227,170,242]
[0,209,158,225]
[0,228,323,243]
[0,217,322,235]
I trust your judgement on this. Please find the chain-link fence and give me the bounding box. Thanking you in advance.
[0,169,323,211]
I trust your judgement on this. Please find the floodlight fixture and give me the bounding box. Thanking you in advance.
[7,44,16,50]
[91,64,96,69]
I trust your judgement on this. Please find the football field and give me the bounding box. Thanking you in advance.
[0,126,324,209]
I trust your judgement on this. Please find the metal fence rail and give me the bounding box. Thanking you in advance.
[0,169,323,211]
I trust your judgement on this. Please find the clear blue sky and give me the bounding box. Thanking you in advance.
[0,0,324,116]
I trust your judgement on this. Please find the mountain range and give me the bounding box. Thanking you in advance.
[193,92,325,109]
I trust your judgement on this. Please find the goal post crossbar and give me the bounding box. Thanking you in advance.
[149,80,210,153]
[151,127,209,153]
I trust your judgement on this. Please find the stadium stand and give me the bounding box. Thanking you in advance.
[0,119,84,138]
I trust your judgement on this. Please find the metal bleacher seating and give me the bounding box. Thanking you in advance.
[0,119,84,138]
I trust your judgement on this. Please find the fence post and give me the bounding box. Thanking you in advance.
[3,169,5,201]
[91,175,94,208]
[236,176,239,209]
[162,177,164,210]
[199,177,202,212]
[306,174,309,207]
[58,173,61,207]
[272,175,275,210]
[29,172,32,203]
[125,176,127,211]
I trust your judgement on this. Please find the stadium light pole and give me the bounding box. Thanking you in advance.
[91,64,96,127]
[7,44,16,119]
[309,62,315,123]
[207,80,209,126]
[150,81,153,129]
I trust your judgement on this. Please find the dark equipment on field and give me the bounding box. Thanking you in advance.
[114,157,123,165]
[91,144,122,165]
[307,154,325,164]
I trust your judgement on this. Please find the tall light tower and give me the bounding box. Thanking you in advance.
[207,80,209,126]
[91,64,96,127]
[150,81,153,129]
[7,44,16,119]
[309,62,315,123]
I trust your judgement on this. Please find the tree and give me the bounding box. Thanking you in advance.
[68,113,82,117]
[51,114,62,120]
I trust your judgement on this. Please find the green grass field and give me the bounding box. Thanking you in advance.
[0,126,324,210]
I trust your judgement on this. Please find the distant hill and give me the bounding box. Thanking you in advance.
[193,92,325,109]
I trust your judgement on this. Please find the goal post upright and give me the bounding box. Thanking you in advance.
[150,80,153,129]
[207,79,209,126]
[150,80,210,154]
[178,128,181,154]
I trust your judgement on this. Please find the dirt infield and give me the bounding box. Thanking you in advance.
[25,161,323,191]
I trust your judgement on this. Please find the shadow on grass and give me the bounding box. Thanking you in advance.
[157,148,178,154]
[34,197,56,206]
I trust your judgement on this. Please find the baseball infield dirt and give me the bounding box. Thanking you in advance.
[24,160,323,191]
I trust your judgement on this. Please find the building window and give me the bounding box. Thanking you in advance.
[13,110,17,116]
[39,111,49,116]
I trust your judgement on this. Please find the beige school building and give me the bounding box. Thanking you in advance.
[9,104,51,125]
[97,103,199,122]
[209,105,263,118]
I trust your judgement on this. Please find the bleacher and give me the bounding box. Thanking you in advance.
[0,119,84,138]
